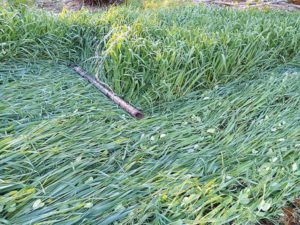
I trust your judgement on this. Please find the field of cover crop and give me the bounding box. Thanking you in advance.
[1,2,300,224]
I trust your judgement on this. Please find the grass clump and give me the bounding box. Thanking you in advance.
[0,6,299,105]
[97,7,300,104]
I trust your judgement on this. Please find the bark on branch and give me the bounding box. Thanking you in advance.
[71,65,144,119]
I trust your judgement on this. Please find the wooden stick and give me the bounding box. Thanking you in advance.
[71,65,144,119]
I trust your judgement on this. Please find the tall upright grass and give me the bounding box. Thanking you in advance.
[0,5,299,105]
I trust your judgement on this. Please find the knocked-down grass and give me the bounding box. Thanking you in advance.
[1,61,300,224]
[1,3,300,224]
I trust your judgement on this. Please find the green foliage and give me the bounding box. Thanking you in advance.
[0,61,300,224]
[6,0,34,7]
[1,3,300,224]
[96,6,300,105]
[0,6,299,106]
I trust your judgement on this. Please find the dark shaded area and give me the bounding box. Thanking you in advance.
[84,0,124,6]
